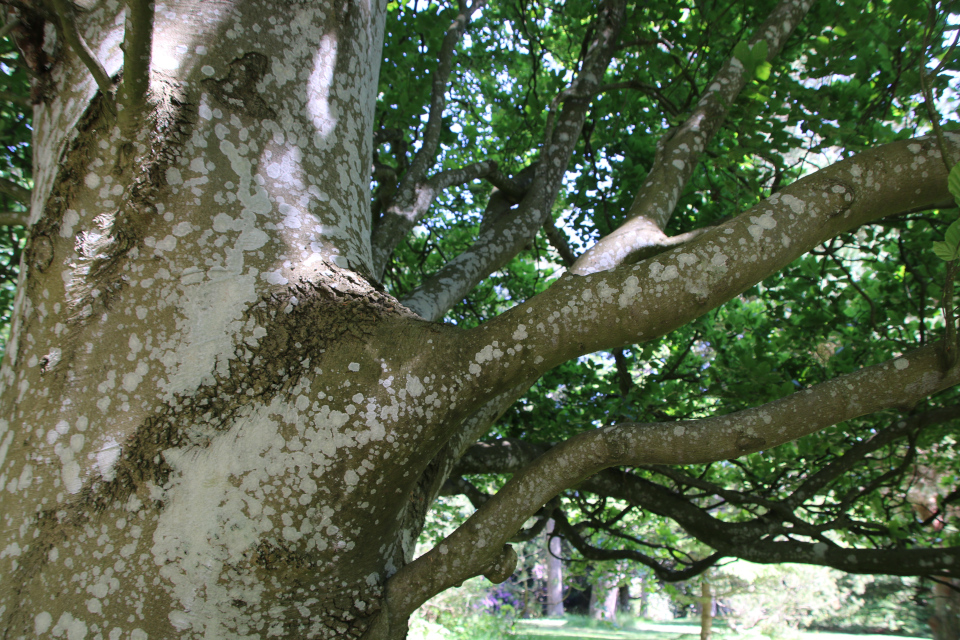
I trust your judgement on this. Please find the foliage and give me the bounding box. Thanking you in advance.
[372,0,960,622]
[711,562,846,635]
[811,574,932,637]
[412,575,519,638]
[0,22,30,352]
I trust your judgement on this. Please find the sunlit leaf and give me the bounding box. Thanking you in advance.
[949,162,960,207]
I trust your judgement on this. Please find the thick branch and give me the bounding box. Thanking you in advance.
[370,2,486,276]
[582,465,960,579]
[117,0,154,131]
[399,0,627,321]
[0,211,28,226]
[0,176,30,205]
[388,337,960,619]
[453,135,958,399]
[454,425,960,582]
[426,161,498,192]
[571,0,817,275]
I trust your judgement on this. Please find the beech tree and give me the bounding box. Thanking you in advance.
[2,0,960,638]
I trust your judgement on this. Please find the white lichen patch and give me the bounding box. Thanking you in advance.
[747,212,777,241]
[648,262,679,282]
[597,281,617,305]
[779,194,805,214]
[677,253,698,267]
[618,275,642,309]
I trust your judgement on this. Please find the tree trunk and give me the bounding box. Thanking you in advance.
[545,518,564,617]
[0,1,448,637]
[589,572,619,622]
[931,580,960,640]
[700,578,713,640]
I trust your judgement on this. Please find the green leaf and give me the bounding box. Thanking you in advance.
[946,219,960,248]
[949,162,960,207]
[733,42,752,70]
[933,241,959,261]
[751,41,768,64]
[755,61,772,81]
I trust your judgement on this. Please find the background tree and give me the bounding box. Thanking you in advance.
[1,0,960,639]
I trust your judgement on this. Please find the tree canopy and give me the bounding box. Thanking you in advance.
[2,0,960,637]
[377,0,960,589]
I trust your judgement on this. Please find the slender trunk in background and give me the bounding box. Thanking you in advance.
[700,578,713,640]
[545,518,564,616]
[931,579,960,640]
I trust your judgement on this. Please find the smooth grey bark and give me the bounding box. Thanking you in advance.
[545,518,564,617]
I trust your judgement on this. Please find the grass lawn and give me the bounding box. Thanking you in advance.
[510,618,932,640]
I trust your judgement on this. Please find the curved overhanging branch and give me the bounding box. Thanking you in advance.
[448,134,959,403]
[454,407,960,578]
[552,510,723,582]
[578,466,960,579]
[571,0,817,275]
[398,0,628,321]
[384,339,960,621]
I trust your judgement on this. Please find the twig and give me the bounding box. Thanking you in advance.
[919,2,957,367]
[0,176,30,204]
[50,0,116,113]
[0,89,31,109]
[0,17,21,40]
[0,211,28,226]
[920,2,956,171]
